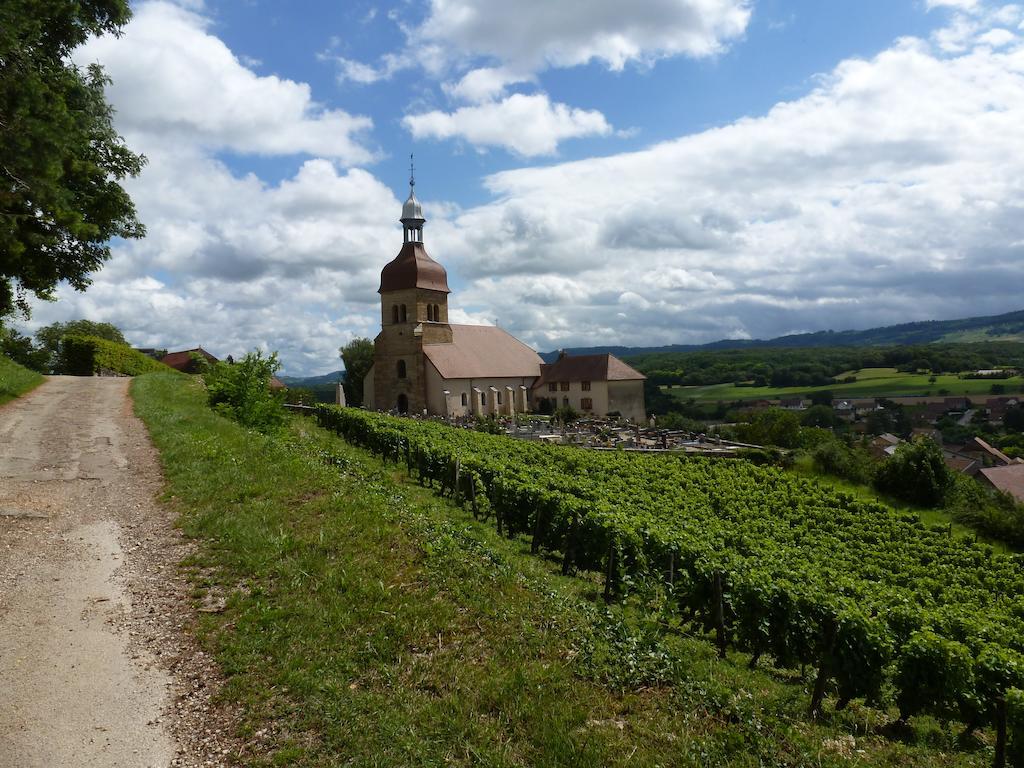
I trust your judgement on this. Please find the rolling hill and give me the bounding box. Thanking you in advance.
[540,308,1024,362]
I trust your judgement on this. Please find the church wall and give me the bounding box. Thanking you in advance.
[373,323,427,414]
[362,363,376,410]
[425,364,535,417]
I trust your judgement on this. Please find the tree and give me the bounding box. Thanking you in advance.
[34,319,124,372]
[0,1,145,318]
[874,438,955,507]
[205,350,284,433]
[738,408,801,448]
[339,337,374,407]
[0,326,48,371]
[801,404,839,428]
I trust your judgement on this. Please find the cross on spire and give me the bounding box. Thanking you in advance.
[409,153,415,190]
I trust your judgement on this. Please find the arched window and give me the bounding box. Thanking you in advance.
[481,392,487,406]
[397,360,407,379]
[433,304,440,322]
[497,391,502,405]
[392,305,399,323]
[400,304,407,322]
[461,392,467,406]
[426,304,433,322]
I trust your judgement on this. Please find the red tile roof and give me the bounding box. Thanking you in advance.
[423,325,542,379]
[160,347,218,373]
[979,464,1024,503]
[533,353,645,388]
[379,242,450,294]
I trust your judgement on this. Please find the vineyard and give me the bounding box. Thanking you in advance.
[314,405,1024,755]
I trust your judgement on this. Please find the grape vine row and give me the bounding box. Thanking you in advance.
[314,405,1024,733]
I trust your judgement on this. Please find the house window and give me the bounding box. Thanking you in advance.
[560,382,570,391]
[548,382,557,392]
[400,304,407,322]
[397,360,407,379]
[563,396,569,407]
[461,392,467,406]
[581,398,593,411]
[581,381,591,391]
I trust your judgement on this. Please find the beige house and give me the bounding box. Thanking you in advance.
[532,352,646,422]
[361,174,646,421]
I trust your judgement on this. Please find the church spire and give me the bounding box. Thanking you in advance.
[401,153,425,243]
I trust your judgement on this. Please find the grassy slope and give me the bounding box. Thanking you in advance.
[667,367,1024,403]
[0,354,44,406]
[132,372,990,767]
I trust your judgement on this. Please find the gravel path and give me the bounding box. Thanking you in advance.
[0,376,237,767]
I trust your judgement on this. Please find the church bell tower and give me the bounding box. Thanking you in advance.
[373,160,452,414]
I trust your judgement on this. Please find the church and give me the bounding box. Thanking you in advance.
[361,175,646,421]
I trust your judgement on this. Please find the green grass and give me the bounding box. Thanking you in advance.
[0,354,44,406]
[667,367,1024,403]
[131,372,994,767]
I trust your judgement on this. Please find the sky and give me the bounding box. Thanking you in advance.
[20,0,1024,375]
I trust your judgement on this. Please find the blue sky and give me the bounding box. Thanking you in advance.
[27,0,1024,374]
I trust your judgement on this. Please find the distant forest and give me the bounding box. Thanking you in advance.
[626,341,1024,388]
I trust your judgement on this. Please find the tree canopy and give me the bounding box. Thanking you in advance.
[339,338,373,407]
[0,0,145,318]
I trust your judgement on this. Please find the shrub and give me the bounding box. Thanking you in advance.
[55,335,168,376]
[812,439,873,484]
[947,475,1024,548]
[874,438,955,507]
[204,350,285,433]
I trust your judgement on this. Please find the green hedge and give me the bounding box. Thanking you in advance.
[56,335,169,376]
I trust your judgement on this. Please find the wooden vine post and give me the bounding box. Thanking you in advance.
[712,571,727,659]
[603,541,616,603]
[994,696,1007,768]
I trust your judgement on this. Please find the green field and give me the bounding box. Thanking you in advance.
[0,354,44,406]
[665,367,1024,403]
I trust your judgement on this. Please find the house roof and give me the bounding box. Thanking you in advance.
[873,433,903,446]
[533,354,645,388]
[160,347,218,372]
[944,455,980,475]
[978,464,1024,503]
[379,241,449,294]
[965,436,1012,466]
[423,325,542,380]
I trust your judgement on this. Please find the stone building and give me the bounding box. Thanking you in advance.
[361,174,646,421]
[362,176,543,417]
[532,352,646,422]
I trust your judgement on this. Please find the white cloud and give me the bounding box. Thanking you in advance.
[442,67,534,103]
[27,150,400,374]
[403,93,612,156]
[418,0,752,71]
[78,2,376,163]
[925,0,980,10]
[421,23,1024,351]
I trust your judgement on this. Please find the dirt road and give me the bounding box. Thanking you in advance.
[0,377,232,767]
